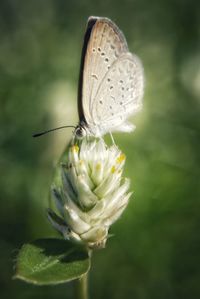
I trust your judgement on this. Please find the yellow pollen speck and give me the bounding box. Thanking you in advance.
[79,160,84,166]
[96,163,101,170]
[111,166,116,173]
[116,153,126,163]
[71,145,79,153]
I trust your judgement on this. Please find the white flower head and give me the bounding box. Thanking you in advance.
[48,137,132,249]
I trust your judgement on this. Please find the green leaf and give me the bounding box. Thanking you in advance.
[14,238,90,285]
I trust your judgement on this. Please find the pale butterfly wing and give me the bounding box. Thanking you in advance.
[79,17,128,123]
[78,16,144,136]
[91,52,144,134]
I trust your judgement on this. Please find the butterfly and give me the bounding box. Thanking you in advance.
[76,16,144,138]
[33,16,144,139]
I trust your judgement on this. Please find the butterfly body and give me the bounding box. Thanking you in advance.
[77,16,144,138]
[75,120,105,138]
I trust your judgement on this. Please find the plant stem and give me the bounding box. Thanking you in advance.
[75,272,89,299]
[75,249,92,299]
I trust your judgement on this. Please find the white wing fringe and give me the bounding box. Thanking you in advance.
[114,121,136,133]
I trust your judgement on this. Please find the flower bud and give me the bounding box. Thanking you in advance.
[48,138,132,249]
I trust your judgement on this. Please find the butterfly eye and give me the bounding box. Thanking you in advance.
[75,126,85,138]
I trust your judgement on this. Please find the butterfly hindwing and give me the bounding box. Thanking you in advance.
[91,52,143,131]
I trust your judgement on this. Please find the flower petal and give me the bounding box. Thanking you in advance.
[80,225,108,243]
[93,170,121,198]
[62,166,78,203]
[102,192,132,226]
[51,187,64,216]
[63,206,91,235]
[47,208,70,238]
[76,174,99,209]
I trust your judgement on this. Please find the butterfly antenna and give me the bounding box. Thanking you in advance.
[32,125,76,137]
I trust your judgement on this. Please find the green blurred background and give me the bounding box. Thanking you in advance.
[0,0,200,298]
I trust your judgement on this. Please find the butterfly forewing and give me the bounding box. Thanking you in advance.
[81,17,128,125]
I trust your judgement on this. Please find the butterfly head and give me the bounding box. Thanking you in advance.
[75,121,105,138]
[75,122,88,138]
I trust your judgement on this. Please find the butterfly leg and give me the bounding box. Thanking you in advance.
[71,132,76,145]
[109,132,116,145]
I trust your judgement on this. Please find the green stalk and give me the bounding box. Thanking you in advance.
[75,272,89,299]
